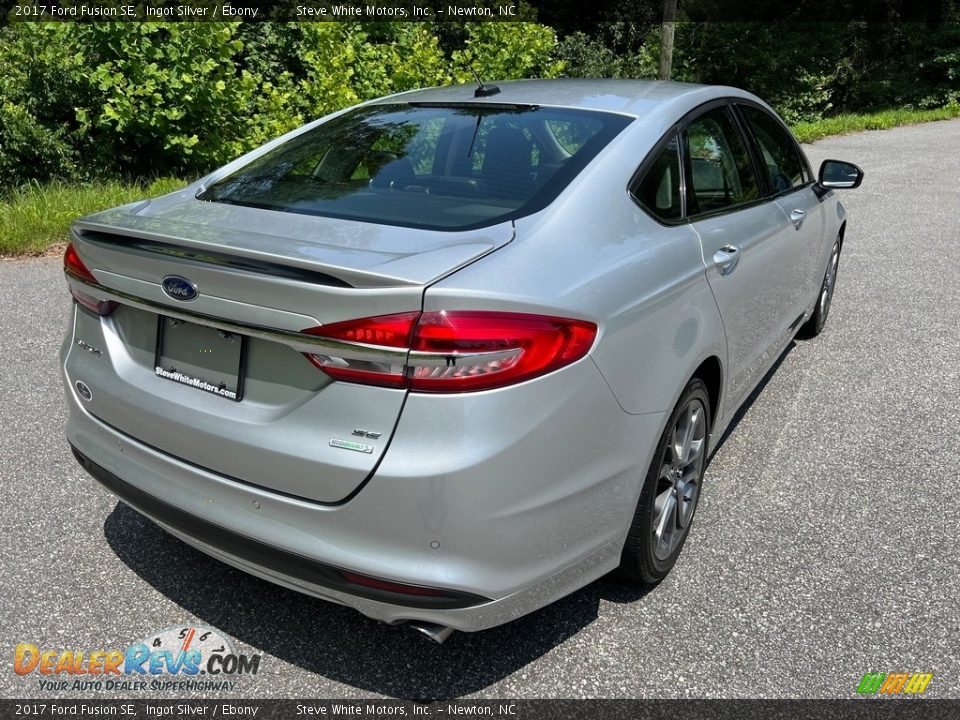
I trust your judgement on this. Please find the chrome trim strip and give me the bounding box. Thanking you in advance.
[407,348,521,368]
[65,272,408,366]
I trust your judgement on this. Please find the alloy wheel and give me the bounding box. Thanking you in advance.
[819,241,841,321]
[652,397,707,561]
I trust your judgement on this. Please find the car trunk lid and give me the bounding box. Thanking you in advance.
[65,194,512,503]
[75,190,512,289]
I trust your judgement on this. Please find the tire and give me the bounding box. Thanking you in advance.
[798,235,841,339]
[618,378,711,585]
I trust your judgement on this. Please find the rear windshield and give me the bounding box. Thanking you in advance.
[198,103,632,231]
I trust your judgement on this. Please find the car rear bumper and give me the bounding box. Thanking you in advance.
[62,317,667,632]
[70,445,491,611]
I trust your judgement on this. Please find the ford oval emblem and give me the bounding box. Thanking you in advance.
[161,275,198,302]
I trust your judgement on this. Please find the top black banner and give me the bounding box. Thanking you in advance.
[3,0,958,23]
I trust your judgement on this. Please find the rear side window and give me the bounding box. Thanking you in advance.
[198,104,631,231]
[632,134,682,221]
[683,107,760,215]
[739,105,808,193]
[546,119,605,155]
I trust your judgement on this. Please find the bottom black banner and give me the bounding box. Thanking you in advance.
[2,700,960,720]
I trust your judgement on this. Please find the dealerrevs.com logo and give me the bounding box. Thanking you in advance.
[13,626,260,692]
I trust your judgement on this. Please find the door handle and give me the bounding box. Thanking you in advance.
[789,208,806,229]
[713,244,741,276]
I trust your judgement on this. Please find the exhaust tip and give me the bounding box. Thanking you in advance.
[407,621,455,645]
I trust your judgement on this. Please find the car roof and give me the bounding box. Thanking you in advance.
[370,78,759,119]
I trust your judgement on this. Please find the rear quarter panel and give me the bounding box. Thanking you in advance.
[427,115,728,440]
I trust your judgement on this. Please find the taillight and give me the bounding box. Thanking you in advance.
[64,242,116,316]
[302,311,596,392]
[64,242,97,284]
[303,312,419,388]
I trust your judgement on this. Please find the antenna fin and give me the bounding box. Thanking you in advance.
[469,67,501,98]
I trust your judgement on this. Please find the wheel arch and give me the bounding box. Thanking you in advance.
[691,355,723,428]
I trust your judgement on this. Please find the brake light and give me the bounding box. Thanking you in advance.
[64,242,97,284]
[302,311,596,392]
[64,242,116,316]
[303,313,419,388]
[306,312,419,348]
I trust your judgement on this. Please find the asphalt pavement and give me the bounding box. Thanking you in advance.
[1,120,958,700]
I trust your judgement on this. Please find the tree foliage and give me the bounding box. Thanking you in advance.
[0,14,956,189]
[554,19,959,124]
[0,21,562,187]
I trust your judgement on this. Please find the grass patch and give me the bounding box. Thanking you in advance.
[792,104,960,143]
[0,177,186,256]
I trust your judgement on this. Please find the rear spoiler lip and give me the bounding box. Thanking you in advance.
[70,219,427,289]
[71,212,512,290]
[77,229,355,289]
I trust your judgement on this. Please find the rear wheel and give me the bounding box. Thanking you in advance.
[798,236,841,338]
[618,379,710,584]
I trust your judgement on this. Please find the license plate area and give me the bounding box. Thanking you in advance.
[154,316,246,401]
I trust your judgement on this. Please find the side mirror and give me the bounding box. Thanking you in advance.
[818,159,864,189]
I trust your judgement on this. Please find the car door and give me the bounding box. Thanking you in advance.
[736,103,827,317]
[683,103,801,406]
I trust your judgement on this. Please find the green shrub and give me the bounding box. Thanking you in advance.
[0,21,564,189]
[77,24,260,177]
[0,19,956,193]
[0,25,90,186]
[451,22,565,81]
[0,103,77,188]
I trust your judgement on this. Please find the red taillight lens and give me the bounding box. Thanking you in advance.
[64,242,97,284]
[70,288,118,316]
[409,312,596,392]
[304,312,419,348]
[64,242,117,316]
[302,312,419,388]
[302,311,596,393]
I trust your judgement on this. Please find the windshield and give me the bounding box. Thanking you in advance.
[198,103,632,231]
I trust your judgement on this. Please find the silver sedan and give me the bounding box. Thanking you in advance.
[60,79,863,642]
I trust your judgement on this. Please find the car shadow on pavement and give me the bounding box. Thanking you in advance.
[708,339,797,461]
[103,503,653,699]
[101,339,799,698]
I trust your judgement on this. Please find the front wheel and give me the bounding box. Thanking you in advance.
[798,236,841,338]
[618,378,711,585]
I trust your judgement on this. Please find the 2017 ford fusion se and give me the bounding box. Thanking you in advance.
[61,79,863,642]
